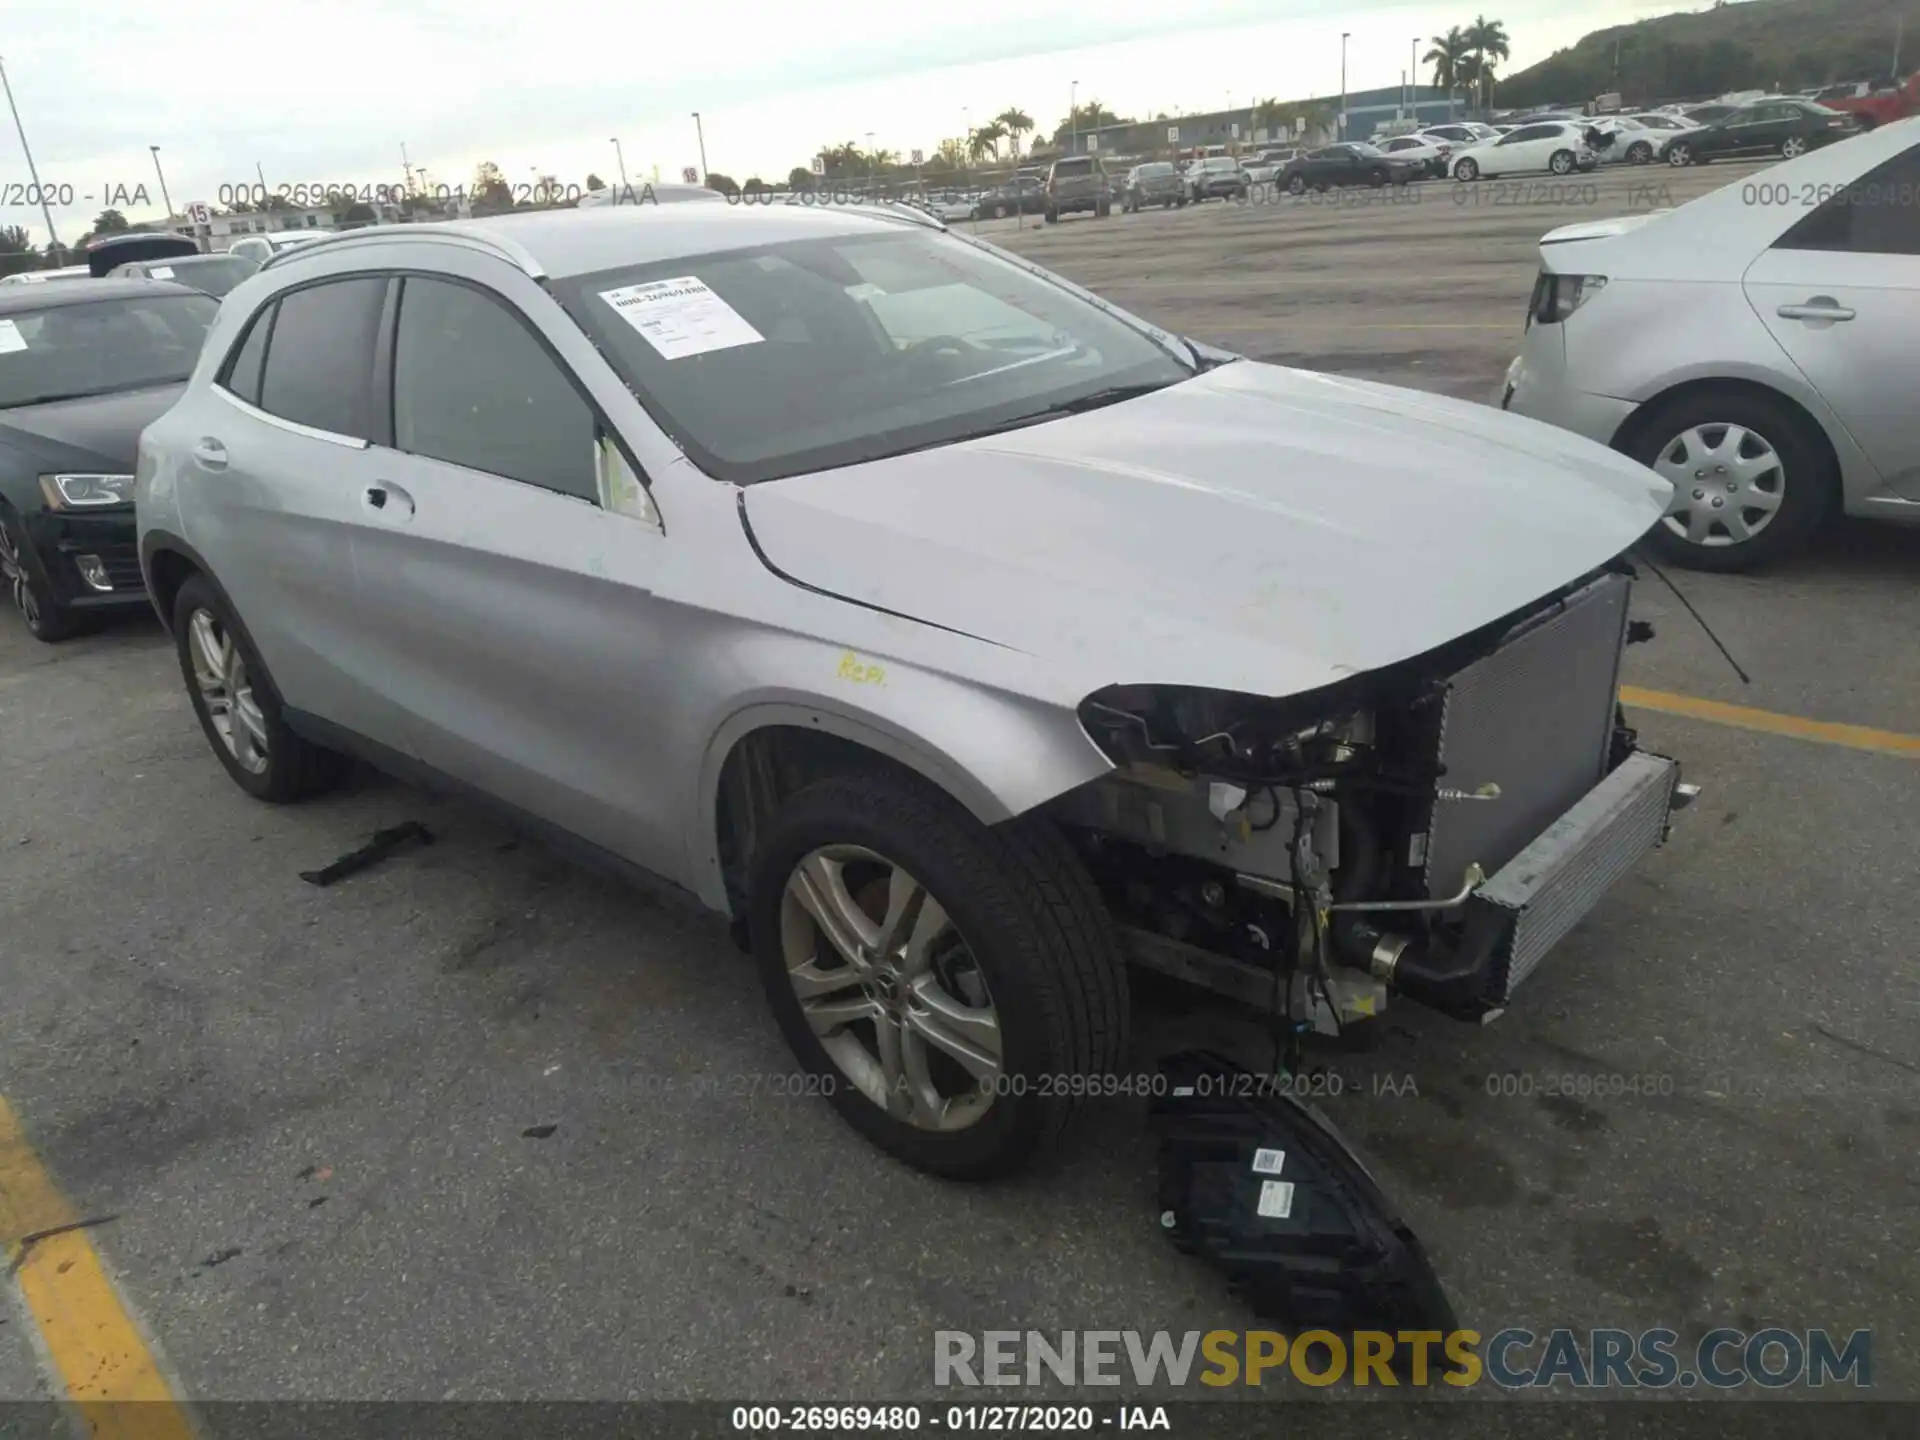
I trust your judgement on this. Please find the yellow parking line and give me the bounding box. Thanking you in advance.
[1621,686,1920,760]
[0,1097,194,1439]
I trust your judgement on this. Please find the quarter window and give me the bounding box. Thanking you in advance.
[390,276,598,500]
[255,278,386,437]
[221,308,272,406]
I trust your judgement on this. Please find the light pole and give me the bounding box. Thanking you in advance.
[148,145,176,228]
[1410,36,1421,119]
[1070,80,1078,156]
[610,137,629,202]
[691,111,709,182]
[0,55,62,260]
[1340,32,1350,138]
[865,131,875,196]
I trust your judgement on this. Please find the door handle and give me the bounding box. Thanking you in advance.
[191,438,228,469]
[1777,297,1855,323]
[363,482,415,519]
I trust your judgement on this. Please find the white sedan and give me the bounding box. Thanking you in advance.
[1375,134,1451,177]
[1501,117,1920,570]
[1452,121,1598,180]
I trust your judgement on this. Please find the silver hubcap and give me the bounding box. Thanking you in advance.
[1783,138,1805,157]
[188,608,270,774]
[1552,153,1572,173]
[780,845,1001,1131]
[1654,423,1785,548]
[0,521,39,629]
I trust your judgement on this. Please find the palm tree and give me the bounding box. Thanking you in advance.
[1424,26,1469,91]
[1466,16,1511,109]
[971,120,1008,162]
[995,108,1033,159]
[936,137,967,168]
[1254,97,1285,140]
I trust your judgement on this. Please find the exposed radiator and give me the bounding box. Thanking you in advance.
[1418,573,1631,899]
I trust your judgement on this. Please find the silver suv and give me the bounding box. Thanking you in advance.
[137,202,1688,1180]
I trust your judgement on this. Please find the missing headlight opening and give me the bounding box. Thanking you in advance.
[1053,567,1682,1034]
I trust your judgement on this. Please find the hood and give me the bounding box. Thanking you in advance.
[0,384,185,474]
[740,362,1672,701]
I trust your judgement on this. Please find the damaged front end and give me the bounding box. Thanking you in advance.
[1047,566,1691,1029]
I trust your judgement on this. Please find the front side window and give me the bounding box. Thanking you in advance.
[391,277,597,499]
[552,227,1193,485]
[255,277,386,437]
[0,293,218,408]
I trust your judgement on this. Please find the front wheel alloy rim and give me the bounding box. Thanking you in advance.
[188,608,270,774]
[1653,423,1786,548]
[781,845,1001,1131]
[0,521,39,629]
[1783,137,1807,157]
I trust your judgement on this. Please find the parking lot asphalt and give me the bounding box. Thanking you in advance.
[3,161,1917,1417]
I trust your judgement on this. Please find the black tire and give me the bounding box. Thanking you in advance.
[1780,136,1808,159]
[0,505,89,643]
[1367,168,1387,187]
[1624,389,1835,573]
[1043,208,1058,224]
[171,572,350,802]
[747,771,1130,1181]
[993,202,1008,219]
[1549,149,1576,175]
[1627,141,1653,164]
[1667,142,1694,167]
[1287,173,1306,195]
[1454,157,1478,181]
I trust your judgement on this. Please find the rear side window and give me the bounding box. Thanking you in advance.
[256,278,386,437]
[1774,144,1920,256]
[390,276,598,501]
[220,307,272,406]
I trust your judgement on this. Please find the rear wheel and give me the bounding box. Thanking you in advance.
[1287,173,1307,195]
[748,772,1130,1180]
[1781,135,1809,159]
[1367,168,1387,187]
[1627,390,1834,572]
[172,573,350,801]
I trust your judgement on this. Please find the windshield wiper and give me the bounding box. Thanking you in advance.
[1031,380,1179,416]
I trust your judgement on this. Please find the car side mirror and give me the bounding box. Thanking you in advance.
[596,428,661,529]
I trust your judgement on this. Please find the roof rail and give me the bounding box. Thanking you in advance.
[256,223,546,279]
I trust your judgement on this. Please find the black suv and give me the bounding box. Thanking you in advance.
[1044,156,1113,222]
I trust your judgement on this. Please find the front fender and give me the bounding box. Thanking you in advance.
[687,662,1112,912]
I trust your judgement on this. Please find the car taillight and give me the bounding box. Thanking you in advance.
[1530,272,1607,325]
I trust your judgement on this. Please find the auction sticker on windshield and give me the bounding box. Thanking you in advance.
[0,319,26,354]
[599,277,763,359]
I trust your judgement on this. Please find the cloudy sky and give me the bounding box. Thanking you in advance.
[3,0,1690,244]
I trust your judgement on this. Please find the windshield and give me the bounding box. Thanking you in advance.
[553,228,1193,485]
[1133,164,1174,177]
[0,293,217,408]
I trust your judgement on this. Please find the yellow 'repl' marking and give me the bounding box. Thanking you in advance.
[1620,686,1920,761]
[0,1097,194,1439]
